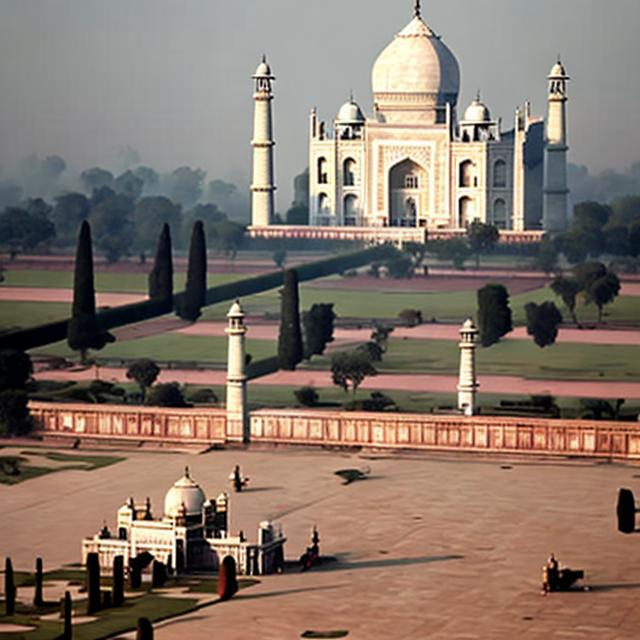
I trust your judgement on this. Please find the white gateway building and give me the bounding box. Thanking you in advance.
[250,2,570,241]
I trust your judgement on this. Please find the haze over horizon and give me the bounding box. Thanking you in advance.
[1,0,638,209]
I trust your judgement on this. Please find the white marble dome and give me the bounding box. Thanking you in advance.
[463,98,491,123]
[164,468,206,518]
[254,57,272,78]
[549,61,567,78]
[336,99,365,124]
[372,16,460,100]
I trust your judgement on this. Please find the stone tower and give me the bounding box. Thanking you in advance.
[226,299,249,442]
[251,56,276,227]
[457,318,479,416]
[543,59,570,233]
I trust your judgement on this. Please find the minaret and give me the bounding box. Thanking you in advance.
[543,59,570,233]
[251,56,276,227]
[457,318,479,416]
[226,299,249,443]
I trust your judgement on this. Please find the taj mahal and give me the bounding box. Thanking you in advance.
[249,1,570,243]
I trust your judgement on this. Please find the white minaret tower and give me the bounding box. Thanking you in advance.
[457,318,479,416]
[226,299,249,443]
[543,59,570,233]
[251,56,276,227]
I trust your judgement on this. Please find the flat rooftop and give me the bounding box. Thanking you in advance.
[2,446,640,639]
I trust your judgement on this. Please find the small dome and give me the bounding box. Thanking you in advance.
[549,60,567,78]
[336,99,365,124]
[227,299,244,318]
[463,98,491,123]
[462,318,477,331]
[372,16,460,101]
[254,56,272,78]
[164,468,206,518]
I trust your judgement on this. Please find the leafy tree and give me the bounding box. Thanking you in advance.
[277,269,304,370]
[294,386,319,407]
[148,223,174,306]
[272,249,287,269]
[114,170,144,201]
[610,195,640,225]
[51,192,91,246]
[404,241,427,271]
[537,236,558,274]
[356,341,384,362]
[67,221,115,362]
[88,192,135,262]
[385,254,414,279]
[164,166,205,208]
[550,276,581,326]
[429,238,471,269]
[285,204,308,225]
[81,167,114,193]
[133,196,181,259]
[176,221,207,322]
[524,301,563,348]
[629,220,640,257]
[0,350,33,390]
[204,179,250,223]
[371,325,394,352]
[0,390,31,436]
[477,284,512,347]
[126,359,160,401]
[585,271,621,323]
[573,201,612,230]
[467,220,499,268]
[145,382,189,407]
[603,224,629,256]
[330,350,377,395]
[302,303,336,357]
[0,205,55,259]
[556,230,588,264]
[183,203,225,249]
[132,166,160,194]
[212,220,245,258]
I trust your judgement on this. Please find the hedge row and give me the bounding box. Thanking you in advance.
[0,244,398,353]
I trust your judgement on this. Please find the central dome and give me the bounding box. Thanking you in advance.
[164,468,207,518]
[371,15,460,123]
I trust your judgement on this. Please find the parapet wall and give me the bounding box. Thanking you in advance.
[30,401,227,445]
[29,401,640,460]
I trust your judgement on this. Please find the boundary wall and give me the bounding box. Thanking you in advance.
[30,402,640,460]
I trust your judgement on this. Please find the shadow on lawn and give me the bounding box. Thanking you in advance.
[316,554,464,572]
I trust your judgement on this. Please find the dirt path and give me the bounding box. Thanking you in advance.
[33,366,640,399]
[0,287,145,306]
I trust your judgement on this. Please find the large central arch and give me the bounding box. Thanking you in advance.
[388,159,427,227]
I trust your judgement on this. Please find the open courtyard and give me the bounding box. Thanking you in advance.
[2,445,640,639]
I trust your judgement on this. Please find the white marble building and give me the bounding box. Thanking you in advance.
[251,1,569,239]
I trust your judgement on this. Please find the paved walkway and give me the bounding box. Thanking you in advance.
[33,367,640,400]
[2,447,640,639]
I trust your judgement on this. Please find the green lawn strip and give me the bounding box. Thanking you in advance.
[32,334,276,365]
[0,456,57,485]
[2,270,245,293]
[20,451,126,470]
[0,301,70,331]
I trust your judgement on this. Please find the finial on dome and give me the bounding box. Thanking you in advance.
[262,53,267,63]
[184,465,190,478]
[414,0,421,18]
[476,88,481,102]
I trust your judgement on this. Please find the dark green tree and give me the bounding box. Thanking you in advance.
[136,617,154,640]
[126,360,160,401]
[164,166,205,208]
[294,386,319,407]
[285,204,309,225]
[114,170,144,201]
[88,192,135,262]
[0,206,55,259]
[145,383,188,407]
[217,555,238,601]
[86,552,101,614]
[385,254,414,279]
[404,241,427,271]
[429,238,471,269]
[278,269,304,370]
[112,555,124,607]
[330,350,378,395]
[0,390,31,436]
[182,203,226,250]
[467,220,499,268]
[603,224,629,256]
[176,221,207,321]
[356,341,384,362]
[629,220,640,257]
[67,221,114,362]
[51,192,91,246]
[212,220,245,259]
[550,275,581,326]
[5,557,15,616]
[302,303,336,358]
[148,224,174,306]
[81,167,114,193]
[133,197,181,261]
[477,284,513,347]
[537,236,559,274]
[0,350,32,390]
[151,561,167,589]
[34,557,44,607]
[62,591,72,639]
[524,301,563,348]
[585,271,621,323]
[556,230,589,264]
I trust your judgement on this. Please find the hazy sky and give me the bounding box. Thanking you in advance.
[1,0,639,208]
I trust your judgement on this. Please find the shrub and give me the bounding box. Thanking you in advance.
[356,342,384,362]
[187,388,219,404]
[398,309,423,327]
[344,391,398,412]
[145,383,189,408]
[294,386,319,407]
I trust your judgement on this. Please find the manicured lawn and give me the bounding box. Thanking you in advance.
[0,301,70,330]
[33,334,276,365]
[2,270,244,293]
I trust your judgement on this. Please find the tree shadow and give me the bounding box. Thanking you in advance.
[241,486,284,493]
[235,584,345,601]
[315,554,464,572]
[589,583,640,592]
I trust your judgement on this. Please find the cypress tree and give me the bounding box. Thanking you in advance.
[112,555,124,606]
[176,220,207,322]
[86,552,101,614]
[130,558,142,590]
[277,269,303,370]
[67,221,114,362]
[34,557,44,607]
[148,223,173,307]
[477,284,513,347]
[4,557,15,616]
[302,303,336,358]
[136,617,154,640]
[151,560,167,589]
[217,555,238,601]
[62,591,72,639]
